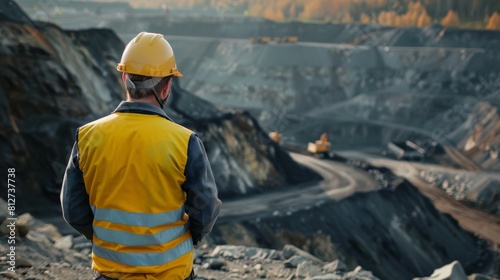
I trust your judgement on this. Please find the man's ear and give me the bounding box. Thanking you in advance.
[122,73,126,84]
[162,78,172,99]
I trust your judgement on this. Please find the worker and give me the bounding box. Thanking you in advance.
[60,32,222,280]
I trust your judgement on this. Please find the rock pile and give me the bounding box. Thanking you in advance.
[418,169,500,217]
[194,244,380,280]
[0,210,93,279]
[413,260,496,280]
[0,200,381,280]
[1,199,497,280]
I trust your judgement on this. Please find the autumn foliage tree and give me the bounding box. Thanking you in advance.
[299,0,325,20]
[441,10,460,27]
[417,10,432,27]
[360,12,371,24]
[102,0,500,29]
[341,12,354,24]
[376,1,432,27]
[486,12,500,30]
[378,11,398,26]
[400,1,425,26]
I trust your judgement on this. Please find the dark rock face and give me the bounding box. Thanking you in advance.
[212,179,490,280]
[0,0,34,25]
[0,0,317,214]
[0,1,125,215]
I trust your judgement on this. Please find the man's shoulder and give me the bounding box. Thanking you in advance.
[163,120,194,138]
[79,114,117,130]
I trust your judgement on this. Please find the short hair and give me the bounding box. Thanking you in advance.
[126,74,172,99]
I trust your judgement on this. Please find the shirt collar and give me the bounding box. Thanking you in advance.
[113,101,173,121]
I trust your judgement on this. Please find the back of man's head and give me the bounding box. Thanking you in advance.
[125,74,172,100]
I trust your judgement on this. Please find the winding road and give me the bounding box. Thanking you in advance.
[220,149,500,247]
[218,153,379,222]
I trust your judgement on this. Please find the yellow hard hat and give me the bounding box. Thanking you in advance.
[117,32,183,78]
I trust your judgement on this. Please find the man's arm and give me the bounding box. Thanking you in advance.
[60,132,94,240]
[182,134,222,245]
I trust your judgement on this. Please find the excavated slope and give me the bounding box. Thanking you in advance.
[0,0,317,215]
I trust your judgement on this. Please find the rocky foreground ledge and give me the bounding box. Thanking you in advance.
[0,210,378,280]
[0,203,495,280]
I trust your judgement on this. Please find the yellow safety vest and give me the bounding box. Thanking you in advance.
[78,111,194,279]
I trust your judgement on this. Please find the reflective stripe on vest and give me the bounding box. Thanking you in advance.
[93,238,193,267]
[92,206,184,227]
[94,224,189,246]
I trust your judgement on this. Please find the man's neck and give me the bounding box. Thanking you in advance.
[126,96,161,108]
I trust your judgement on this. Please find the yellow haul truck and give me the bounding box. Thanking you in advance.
[307,133,331,158]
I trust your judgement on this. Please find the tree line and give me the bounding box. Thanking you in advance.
[112,0,500,30]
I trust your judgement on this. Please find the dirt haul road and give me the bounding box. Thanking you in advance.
[220,150,500,247]
[342,151,500,247]
[218,153,379,222]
